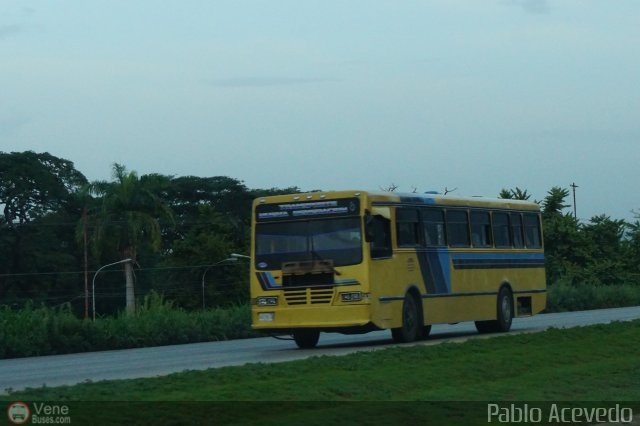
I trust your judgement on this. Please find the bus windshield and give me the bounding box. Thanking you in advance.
[255,218,363,269]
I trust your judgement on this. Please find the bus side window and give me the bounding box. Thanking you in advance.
[446,210,470,247]
[511,213,524,248]
[471,211,492,248]
[524,213,542,248]
[423,208,446,246]
[396,208,420,247]
[492,212,512,248]
[370,215,392,259]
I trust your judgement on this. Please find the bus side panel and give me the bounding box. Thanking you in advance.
[368,256,405,330]
[423,295,497,324]
[423,249,547,324]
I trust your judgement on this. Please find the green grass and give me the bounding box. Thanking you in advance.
[8,320,640,402]
[3,321,639,425]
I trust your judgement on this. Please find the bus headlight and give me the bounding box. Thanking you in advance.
[340,292,364,302]
[256,296,278,306]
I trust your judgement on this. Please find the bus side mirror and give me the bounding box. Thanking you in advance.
[364,212,375,242]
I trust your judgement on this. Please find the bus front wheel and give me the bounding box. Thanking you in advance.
[293,329,320,349]
[392,293,422,343]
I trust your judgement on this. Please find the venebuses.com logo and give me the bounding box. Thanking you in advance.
[6,401,72,424]
[6,402,30,425]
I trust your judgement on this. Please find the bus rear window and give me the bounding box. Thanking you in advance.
[524,214,542,248]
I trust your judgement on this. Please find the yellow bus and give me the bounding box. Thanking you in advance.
[250,190,546,348]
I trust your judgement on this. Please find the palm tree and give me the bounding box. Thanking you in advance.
[542,186,571,217]
[90,164,173,315]
[498,187,531,200]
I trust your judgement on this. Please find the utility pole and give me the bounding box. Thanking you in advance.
[570,182,578,219]
[83,206,89,319]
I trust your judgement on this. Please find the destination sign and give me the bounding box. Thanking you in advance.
[256,198,360,222]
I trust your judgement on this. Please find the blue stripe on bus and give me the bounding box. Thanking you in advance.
[256,272,281,290]
[450,252,545,270]
[415,251,543,294]
[334,279,360,286]
[417,250,451,294]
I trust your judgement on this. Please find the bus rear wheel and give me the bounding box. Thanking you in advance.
[392,293,422,343]
[475,286,514,333]
[293,329,320,349]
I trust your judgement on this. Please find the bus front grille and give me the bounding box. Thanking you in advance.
[284,287,334,305]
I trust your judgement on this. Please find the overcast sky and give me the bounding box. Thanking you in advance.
[1,1,638,221]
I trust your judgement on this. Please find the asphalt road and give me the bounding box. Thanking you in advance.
[2,306,640,394]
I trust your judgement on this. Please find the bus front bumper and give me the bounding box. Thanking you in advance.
[252,304,372,330]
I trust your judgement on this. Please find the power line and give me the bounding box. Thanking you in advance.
[1,218,247,228]
[0,262,245,278]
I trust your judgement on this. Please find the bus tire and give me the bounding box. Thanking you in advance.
[391,293,421,343]
[474,286,514,334]
[496,286,514,332]
[293,329,320,349]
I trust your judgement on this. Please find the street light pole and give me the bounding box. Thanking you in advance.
[201,257,237,310]
[92,258,134,321]
[230,253,251,260]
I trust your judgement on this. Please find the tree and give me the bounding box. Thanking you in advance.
[626,213,640,280]
[157,205,237,308]
[542,187,571,217]
[0,151,87,226]
[539,186,583,284]
[581,215,630,285]
[150,176,298,308]
[158,175,254,250]
[0,151,88,306]
[542,212,586,284]
[90,164,173,314]
[498,187,531,200]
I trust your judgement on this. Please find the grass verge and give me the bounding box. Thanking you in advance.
[3,320,639,425]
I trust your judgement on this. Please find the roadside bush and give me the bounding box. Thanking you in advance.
[546,281,640,312]
[4,284,640,359]
[0,292,256,359]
